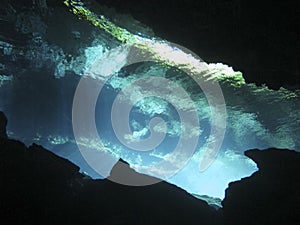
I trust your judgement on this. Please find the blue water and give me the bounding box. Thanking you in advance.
[1,2,299,199]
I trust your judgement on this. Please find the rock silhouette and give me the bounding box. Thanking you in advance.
[1,112,299,224]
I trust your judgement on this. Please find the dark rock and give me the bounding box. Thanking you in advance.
[108,158,162,186]
[98,0,300,90]
[222,148,300,225]
[1,111,300,225]
[0,111,8,139]
[0,112,219,225]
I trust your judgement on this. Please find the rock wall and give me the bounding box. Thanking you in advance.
[1,112,300,224]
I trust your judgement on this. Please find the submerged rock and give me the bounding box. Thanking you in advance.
[0,111,7,139]
[1,112,300,225]
[0,112,219,225]
[222,148,300,225]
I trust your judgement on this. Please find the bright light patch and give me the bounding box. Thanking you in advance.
[84,44,105,70]
[0,74,13,87]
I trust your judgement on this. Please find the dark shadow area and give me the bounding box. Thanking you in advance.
[98,0,300,90]
[1,112,300,224]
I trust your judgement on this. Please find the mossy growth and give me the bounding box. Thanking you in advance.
[64,0,137,43]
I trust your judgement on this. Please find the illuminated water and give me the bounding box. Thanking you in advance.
[0,0,299,199]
